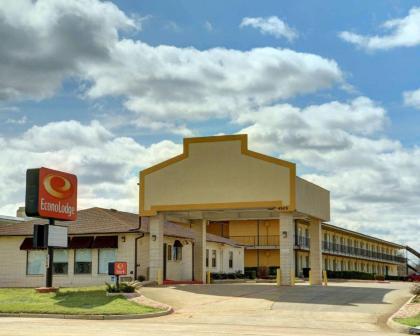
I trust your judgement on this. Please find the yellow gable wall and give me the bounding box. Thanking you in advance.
[140,135,295,215]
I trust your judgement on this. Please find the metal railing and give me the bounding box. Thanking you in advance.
[322,241,406,263]
[229,235,280,246]
[295,235,310,249]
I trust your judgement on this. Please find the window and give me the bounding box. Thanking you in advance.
[53,249,68,274]
[173,240,183,261]
[229,251,233,268]
[167,245,172,261]
[98,249,116,274]
[206,249,209,267]
[27,250,46,275]
[74,249,92,274]
[211,250,216,267]
[305,256,309,268]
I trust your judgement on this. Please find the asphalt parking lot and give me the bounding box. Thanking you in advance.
[0,281,412,336]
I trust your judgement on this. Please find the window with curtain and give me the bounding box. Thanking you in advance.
[173,240,183,261]
[53,249,68,274]
[74,249,92,274]
[98,249,116,274]
[229,251,233,268]
[211,250,216,267]
[167,245,172,261]
[27,250,46,275]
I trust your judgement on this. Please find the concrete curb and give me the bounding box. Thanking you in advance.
[386,295,415,334]
[0,308,173,320]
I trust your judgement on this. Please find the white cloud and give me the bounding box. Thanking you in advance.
[204,21,213,32]
[403,88,420,109]
[91,42,342,125]
[240,16,298,41]
[0,0,136,101]
[0,1,342,134]
[0,120,181,214]
[339,7,420,51]
[239,97,420,250]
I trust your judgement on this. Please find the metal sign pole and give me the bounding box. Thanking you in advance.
[46,218,54,288]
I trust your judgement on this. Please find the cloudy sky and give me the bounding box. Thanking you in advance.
[0,0,419,250]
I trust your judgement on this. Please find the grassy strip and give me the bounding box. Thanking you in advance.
[394,314,420,327]
[0,286,160,315]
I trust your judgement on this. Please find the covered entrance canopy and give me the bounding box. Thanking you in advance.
[139,134,330,285]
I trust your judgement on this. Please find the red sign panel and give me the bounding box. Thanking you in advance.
[113,262,127,276]
[37,167,77,221]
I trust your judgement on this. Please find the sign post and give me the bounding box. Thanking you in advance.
[108,262,128,290]
[25,167,77,289]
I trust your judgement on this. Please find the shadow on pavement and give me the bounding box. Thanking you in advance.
[168,283,395,306]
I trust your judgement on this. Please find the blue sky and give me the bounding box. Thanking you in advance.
[0,0,419,250]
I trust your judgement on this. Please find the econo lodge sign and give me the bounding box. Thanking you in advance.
[25,167,77,221]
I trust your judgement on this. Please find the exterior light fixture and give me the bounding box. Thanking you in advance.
[121,236,126,242]
[152,235,157,241]
[282,231,288,238]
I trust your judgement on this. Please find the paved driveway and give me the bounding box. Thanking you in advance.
[0,281,412,336]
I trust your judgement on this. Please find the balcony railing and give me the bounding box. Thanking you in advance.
[322,241,406,263]
[229,235,279,246]
[295,235,310,249]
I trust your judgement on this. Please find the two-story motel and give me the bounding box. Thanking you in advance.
[140,134,407,285]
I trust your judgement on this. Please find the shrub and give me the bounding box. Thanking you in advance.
[105,282,136,293]
[410,283,420,296]
[374,274,385,281]
[105,282,119,293]
[385,275,407,281]
[119,283,136,293]
[326,270,374,280]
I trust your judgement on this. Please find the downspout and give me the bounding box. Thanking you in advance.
[134,216,145,280]
[134,233,145,280]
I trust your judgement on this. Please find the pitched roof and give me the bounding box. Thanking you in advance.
[0,207,140,236]
[0,207,240,247]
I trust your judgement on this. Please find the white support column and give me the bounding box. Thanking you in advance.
[191,219,207,282]
[149,213,164,284]
[309,217,323,285]
[279,213,295,285]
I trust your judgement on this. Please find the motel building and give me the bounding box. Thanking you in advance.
[139,134,407,285]
[0,134,408,287]
[0,208,244,287]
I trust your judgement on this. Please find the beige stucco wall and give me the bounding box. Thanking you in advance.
[0,233,245,286]
[142,138,294,213]
[296,177,330,221]
[0,234,138,288]
[165,236,193,281]
[206,241,244,274]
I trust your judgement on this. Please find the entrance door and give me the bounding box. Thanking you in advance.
[163,243,167,280]
[385,266,389,277]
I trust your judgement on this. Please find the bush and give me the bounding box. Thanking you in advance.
[244,267,257,279]
[385,275,407,281]
[137,275,146,282]
[105,282,136,293]
[210,272,245,280]
[410,283,420,296]
[374,274,385,281]
[105,282,119,293]
[326,270,374,280]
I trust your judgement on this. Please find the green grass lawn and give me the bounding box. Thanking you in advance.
[0,287,160,315]
[395,314,420,327]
